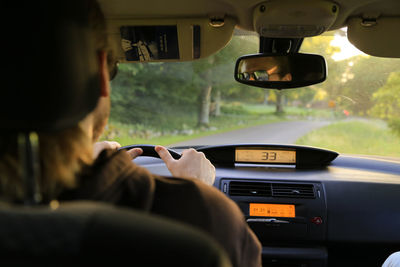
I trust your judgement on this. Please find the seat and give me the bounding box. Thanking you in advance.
[0,201,231,266]
[0,1,231,266]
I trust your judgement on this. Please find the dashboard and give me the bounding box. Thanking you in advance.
[131,144,400,267]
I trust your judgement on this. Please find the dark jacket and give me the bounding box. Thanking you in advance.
[61,149,262,267]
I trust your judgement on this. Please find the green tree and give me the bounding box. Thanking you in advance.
[194,34,260,126]
[370,72,400,137]
[212,35,262,104]
[370,72,400,120]
[110,61,199,129]
[194,56,214,127]
[339,57,400,116]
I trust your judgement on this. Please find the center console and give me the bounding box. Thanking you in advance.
[220,179,328,267]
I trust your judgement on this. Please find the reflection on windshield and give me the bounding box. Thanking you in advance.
[102,29,400,158]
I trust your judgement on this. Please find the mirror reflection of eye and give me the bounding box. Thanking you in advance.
[235,53,326,89]
[253,70,269,81]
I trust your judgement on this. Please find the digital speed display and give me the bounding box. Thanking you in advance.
[249,203,296,218]
[235,148,296,164]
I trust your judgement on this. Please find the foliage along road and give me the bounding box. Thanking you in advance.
[170,120,331,147]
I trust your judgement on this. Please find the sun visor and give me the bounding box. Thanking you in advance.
[347,17,400,58]
[106,17,236,63]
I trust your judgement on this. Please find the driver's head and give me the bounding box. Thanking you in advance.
[0,0,112,202]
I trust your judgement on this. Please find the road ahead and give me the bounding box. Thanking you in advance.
[170,120,330,147]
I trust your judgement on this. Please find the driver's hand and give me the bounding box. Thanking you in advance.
[93,141,143,160]
[155,145,216,186]
[93,141,121,158]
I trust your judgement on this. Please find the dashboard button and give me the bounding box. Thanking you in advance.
[311,216,323,225]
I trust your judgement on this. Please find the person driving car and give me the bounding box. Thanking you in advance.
[0,1,261,266]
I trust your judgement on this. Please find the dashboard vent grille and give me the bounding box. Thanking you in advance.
[272,183,315,198]
[229,181,272,197]
[228,181,315,199]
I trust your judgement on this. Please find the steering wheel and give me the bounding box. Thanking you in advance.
[119,144,181,160]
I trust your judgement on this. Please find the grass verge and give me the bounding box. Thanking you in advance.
[296,119,400,158]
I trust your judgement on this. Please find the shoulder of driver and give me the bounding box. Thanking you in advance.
[62,149,261,267]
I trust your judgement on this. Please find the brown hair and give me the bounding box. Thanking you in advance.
[0,126,93,202]
[0,0,109,202]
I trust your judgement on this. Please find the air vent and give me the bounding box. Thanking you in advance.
[228,181,315,199]
[272,183,315,199]
[229,181,272,197]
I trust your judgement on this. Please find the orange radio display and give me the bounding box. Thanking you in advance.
[249,203,296,218]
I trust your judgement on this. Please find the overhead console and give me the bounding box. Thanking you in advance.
[252,0,339,38]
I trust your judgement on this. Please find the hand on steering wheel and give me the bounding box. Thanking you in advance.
[120,144,215,186]
[94,141,144,159]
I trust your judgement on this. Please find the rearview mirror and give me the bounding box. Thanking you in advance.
[234,53,326,89]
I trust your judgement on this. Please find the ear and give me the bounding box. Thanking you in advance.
[98,50,110,97]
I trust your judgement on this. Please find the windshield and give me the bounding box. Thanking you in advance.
[103,28,400,158]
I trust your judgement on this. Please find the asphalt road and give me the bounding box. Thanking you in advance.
[170,120,331,147]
